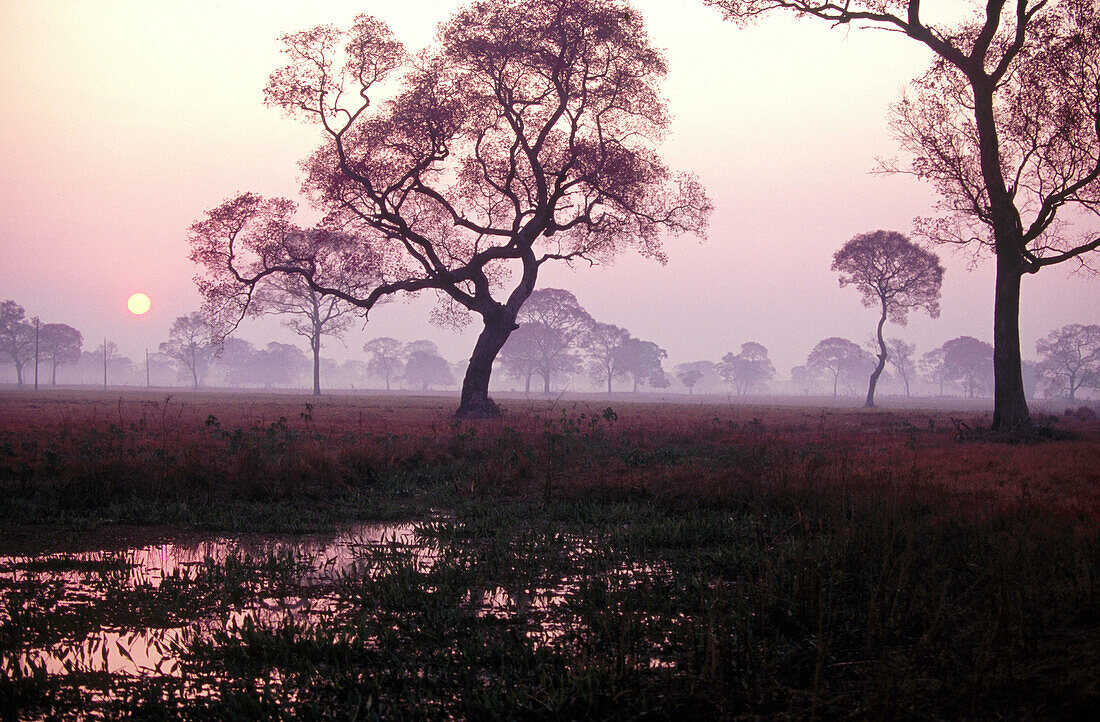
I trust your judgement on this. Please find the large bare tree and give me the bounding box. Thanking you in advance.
[191,0,710,418]
[707,0,1100,429]
[832,230,943,407]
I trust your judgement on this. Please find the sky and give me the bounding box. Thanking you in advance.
[1,0,1096,379]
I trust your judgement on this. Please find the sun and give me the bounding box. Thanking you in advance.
[127,292,151,315]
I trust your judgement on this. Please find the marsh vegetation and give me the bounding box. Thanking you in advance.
[1,391,1098,718]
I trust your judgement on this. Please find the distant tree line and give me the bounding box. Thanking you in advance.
[1,295,1096,401]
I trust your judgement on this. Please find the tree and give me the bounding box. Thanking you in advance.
[160,312,214,389]
[191,0,710,418]
[1036,323,1100,401]
[920,346,952,396]
[38,323,83,385]
[885,338,917,398]
[404,348,455,390]
[363,337,405,391]
[251,232,367,396]
[0,301,35,387]
[832,230,943,407]
[612,337,668,393]
[708,0,1100,430]
[807,337,866,397]
[496,325,541,394]
[583,322,631,395]
[941,336,995,398]
[677,368,704,395]
[717,342,776,395]
[500,288,592,395]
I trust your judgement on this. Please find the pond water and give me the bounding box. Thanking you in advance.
[0,520,597,686]
[0,522,432,678]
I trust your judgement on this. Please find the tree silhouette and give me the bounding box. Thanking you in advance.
[885,338,917,398]
[1036,324,1100,401]
[941,336,995,398]
[832,230,943,407]
[583,322,631,395]
[192,0,710,418]
[38,323,83,385]
[0,301,35,387]
[498,288,592,395]
[160,312,214,389]
[677,367,704,395]
[250,230,368,396]
[807,337,866,397]
[708,0,1100,430]
[612,338,668,393]
[363,337,406,391]
[717,342,776,395]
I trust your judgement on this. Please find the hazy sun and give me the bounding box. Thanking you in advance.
[127,292,151,315]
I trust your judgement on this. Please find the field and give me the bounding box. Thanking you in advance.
[1,389,1099,719]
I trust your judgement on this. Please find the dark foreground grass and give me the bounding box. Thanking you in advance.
[1,392,1099,718]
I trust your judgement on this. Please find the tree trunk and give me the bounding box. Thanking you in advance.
[312,340,322,397]
[865,302,888,408]
[52,359,58,386]
[542,371,551,395]
[606,372,612,396]
[456,312,516,418]
[991,256,1030,430]
[15,362,24,387]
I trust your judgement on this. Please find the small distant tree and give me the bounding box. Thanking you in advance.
[920,346,951,397]
[807,337,865,397]
[677,368,704,395]
[832,230,943,407]
[583,322,631,395]
[885,338,917,398]
[39,323,83,385]
[254,265,363,397]
[941,336,995,398]
[363,337,405,391]
[404,348,455,390]
[500,288,592,395]
[160,312,215,389]
[0,300,36,387]
[717,342,776,396]
[789,364,826,395]
[612,337,668,393]
[496,325,541,394]
[1036,324,1100,401]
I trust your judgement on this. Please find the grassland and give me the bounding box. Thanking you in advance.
[1,389,1098,719]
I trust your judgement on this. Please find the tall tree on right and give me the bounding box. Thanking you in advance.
[707,0,1100,430]
[1036,323,1100,401]
[832,230,943,407]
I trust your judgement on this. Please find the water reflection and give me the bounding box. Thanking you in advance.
[0,522,432,679]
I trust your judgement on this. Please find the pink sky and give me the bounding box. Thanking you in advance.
[1,0,1095,379]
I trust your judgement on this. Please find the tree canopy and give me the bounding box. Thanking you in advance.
[191,0,710,417]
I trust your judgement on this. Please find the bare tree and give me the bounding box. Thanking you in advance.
[885,338,917,398]
[717,342,776,395]
[38,323,83,385]
[708,0,1100,430]
[191,0,710,418]
[832,230,943,407]
[160,312,214,389]
[1036,323,1100,401]
[0,300,35,387]
[807,337,866,397]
